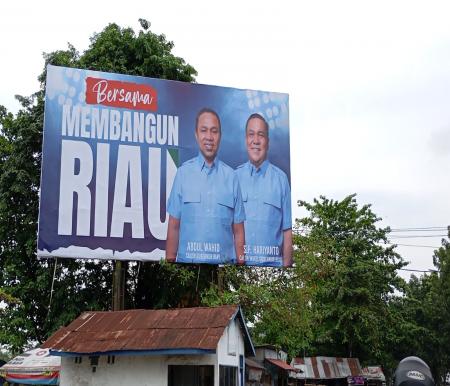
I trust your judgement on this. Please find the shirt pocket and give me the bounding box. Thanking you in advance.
[262,190,282,225]
[183,189,201,203]
[216,193,234,225]
[182,188,201,218]
[241,190,248,203]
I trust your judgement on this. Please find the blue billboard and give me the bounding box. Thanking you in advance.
[38,65,291,266]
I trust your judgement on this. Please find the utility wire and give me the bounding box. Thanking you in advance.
[399,268,438,273]
[389,234,448,239]
[390,227,447,232]
[387,243,440,248]
[295,227,448,235]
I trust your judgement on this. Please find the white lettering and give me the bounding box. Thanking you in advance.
[133,112,145,143]
[60,105,178,146]
[90,108,109,139]
[58,140,93,236]
[145,113,156,144]
[109,110,121,140]
[121,111,133,142]
[62,104,80,137]
[90,79,154,107]
[92,80,108,104]
[94,143,109,237]
[80,106,91,138]
[147,148,176,240]
[56,141,177,239]
[110,145,144,238]
[157,114,167,145]
[168,115,178,146]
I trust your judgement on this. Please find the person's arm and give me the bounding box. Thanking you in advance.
[232,173,246,264]
[280,170,292,267]
[166,215,180,262]
[233,222,245,265]
[166,169,182,263]
[282,228,293,267]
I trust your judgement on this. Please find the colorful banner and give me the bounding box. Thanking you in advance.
[38,65,291,266]
[0,348,60,385]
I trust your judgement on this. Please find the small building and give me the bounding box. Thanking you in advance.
[291,357,363,386]
[245,357,266,386]
[361,366,386,386]
[247,345,298,386]
[254,345,288,363]
[42,305,254,386]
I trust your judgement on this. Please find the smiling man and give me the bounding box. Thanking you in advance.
[165,108,245,264]
[236,113,292,267]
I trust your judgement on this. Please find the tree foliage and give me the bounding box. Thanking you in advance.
[1,20,449,386]
[390,230,450,385]
[202,194,407,364]
[201,265,313,358]
[295,195,406,363]
[0,20,198,354]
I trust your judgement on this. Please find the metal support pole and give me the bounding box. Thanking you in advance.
[112,260,126,311]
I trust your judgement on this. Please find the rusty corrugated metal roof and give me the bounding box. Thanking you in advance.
[42,305,248,356]
[347,358,362,376]
[246,358,265,370]
[266,358,298,372]
[291,357,362,379]
[311,357,320,378]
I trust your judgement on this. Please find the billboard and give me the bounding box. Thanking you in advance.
[38,65,291,267]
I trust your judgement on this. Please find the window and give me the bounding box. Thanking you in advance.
[239,355,244,386]
[227,322,236,355]
[220,365,237,386]
[168,365,214,386]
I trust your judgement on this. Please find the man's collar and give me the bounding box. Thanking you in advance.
[197,152,217,171]
[249,159,269,176]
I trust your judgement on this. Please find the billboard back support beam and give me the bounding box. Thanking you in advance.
[112,260,126,311]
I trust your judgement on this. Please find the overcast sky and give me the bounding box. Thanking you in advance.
[1,0,449,278]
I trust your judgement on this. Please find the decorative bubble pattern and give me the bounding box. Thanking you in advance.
[46,66,86,110]
[245,90,289,130]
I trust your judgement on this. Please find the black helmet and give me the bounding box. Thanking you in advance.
[394,357,434,386]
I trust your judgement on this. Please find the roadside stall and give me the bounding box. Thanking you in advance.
[0,348,60,385]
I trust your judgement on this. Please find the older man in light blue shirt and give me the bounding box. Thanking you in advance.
[236,113,292,267]
[166,108,245,264]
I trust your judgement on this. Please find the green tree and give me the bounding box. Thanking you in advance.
[428,231,450,384]
[422,231,450,385]
[0,20,199,354]
[201,265,313,358]
[202,194,406,362]
[380,226,450,386]
[388,227,450,386]
[296,195,406,364]
[388,273,440,381]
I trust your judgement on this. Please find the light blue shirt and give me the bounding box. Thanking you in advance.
[167,153,245,264]
[235,160,292,266]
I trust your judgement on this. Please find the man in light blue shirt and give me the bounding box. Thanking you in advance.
[166,108,245,264]
[236,113,292,267]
